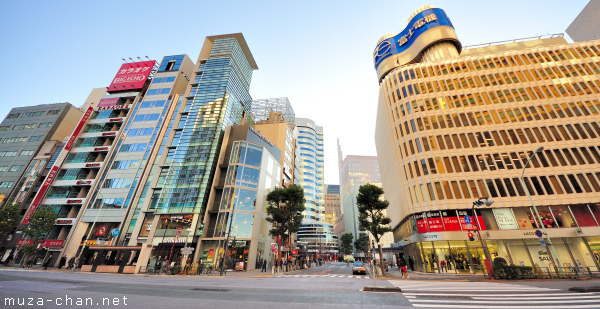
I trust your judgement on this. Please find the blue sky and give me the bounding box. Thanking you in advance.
[0,0,589,184]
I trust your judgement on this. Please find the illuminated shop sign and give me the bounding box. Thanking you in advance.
[97,97,119,108]
[493,208,519,230]
[107,60,156,93]
[373,7,461,80]
[374,8,454,69]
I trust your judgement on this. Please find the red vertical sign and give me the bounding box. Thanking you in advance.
[22,166,60,224]
[64,106,93,151]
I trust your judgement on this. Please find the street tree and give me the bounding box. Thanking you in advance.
[266,185,306,267]
[340,233,354,256]
[0,203,21,242]
[354,232,369,254]
[356,183,391,275]
[23,205,59,240]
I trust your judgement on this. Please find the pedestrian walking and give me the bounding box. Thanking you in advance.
[440,260,447,273]
[58,256,66,269]
[67,256,75,269]
[408,256,415,271]
[261,258,267,272]
[399,257,408,278]
[43,254,53,270]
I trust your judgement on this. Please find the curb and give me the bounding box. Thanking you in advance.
[363,286,402,293]
[569,287,600,292]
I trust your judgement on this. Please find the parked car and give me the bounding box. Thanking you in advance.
[352,261,367,275]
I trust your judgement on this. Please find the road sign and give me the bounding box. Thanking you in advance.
[540,239,546,247]
[176,227,182,237]
[181,247,194,255]
[464,215,471,225]
[271,243,278,253]
[535,230,543,237]
[111,228,120,237]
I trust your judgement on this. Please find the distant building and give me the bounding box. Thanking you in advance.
[251,97,295,124]
[295,118,338,259]
[324,184,341,225]
[567,0,600,42]
[254,111,296,187]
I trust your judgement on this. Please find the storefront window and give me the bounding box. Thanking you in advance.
[529,206,557,229]
[485,240,512,264]
[589,203,600,225]
[492,208,519,229]
[525,238,552,268]
[433,241,451,273]
[479,209,498,230]
[570,204,596,226]
[586,236,600,271]
[564,237,597,272]
[549,205,576,228]
[505,239,533,266]
[448,240,472,273]
[420,242,436,272]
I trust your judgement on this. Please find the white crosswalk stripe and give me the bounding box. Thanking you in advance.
[387,280,600,308]
[274,274,370,279]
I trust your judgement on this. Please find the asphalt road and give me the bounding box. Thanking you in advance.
[2,263,600,309]
[0,264,406,309]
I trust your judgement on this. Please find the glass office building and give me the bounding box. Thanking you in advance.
[295,118,338,259]
[375,6,600,272]
[155,34,257,215]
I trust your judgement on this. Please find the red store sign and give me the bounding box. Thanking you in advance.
[107,60,156,92]
[94,147,108,151]
[43,240,65,248]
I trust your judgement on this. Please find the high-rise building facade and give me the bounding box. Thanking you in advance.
[0,103,82,203]
[375,6,600,273]
[253,110,296,187]
[294,118,337,259]
[324,184,341,225]
[251,97,295,124]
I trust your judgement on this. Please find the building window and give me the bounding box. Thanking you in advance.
[9,165,24,172]
[0,181,14,188]
[20,150,35,156]
[47,110,60,115]
[0,166,7,172]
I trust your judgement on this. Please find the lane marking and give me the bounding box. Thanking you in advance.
[410,304,600,309]
[410,299,600,304]
[403,292,593,297]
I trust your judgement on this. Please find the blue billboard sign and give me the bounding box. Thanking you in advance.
[373,8,455,70]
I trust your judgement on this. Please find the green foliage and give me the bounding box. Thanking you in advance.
[492,258,534,279]
[265,185,306,245]
[0,203,21,242]
[23,205,59,240]
[356,184,391,243]
[354,232,369,253]
[340,233,354,255]
[19,244,37,257]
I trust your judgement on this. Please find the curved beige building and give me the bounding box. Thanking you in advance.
[375,7,600,273]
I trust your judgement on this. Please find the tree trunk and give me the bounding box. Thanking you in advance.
[378,244,385,276]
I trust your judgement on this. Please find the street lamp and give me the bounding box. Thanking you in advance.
[521,146,562,275]
[471,197,494,278]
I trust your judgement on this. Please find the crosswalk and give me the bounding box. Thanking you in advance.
[387,280,600,308]
[274,274,370,279]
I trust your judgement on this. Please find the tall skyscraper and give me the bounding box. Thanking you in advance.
[295,118,337,259]
[374,6,600,273]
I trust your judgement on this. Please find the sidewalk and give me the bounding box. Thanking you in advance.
[380,267,487,281]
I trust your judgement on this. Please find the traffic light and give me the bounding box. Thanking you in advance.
[468,232,475,241]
